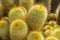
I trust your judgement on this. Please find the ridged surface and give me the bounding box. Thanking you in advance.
[26,4,48,31]
[10,20,28,40]
[9,7,26,24]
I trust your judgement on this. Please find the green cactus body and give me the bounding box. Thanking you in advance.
[0,1,3,19]
[0,21,9,40]
[27,31,44,40]
[52,30,60,40]
[19,0,34,10]
[10,20,28,40]
[46,36,58,40]
[9,7,26,24]
[48,21,57,26]
[49,13,58,21]
[26,4,48,31]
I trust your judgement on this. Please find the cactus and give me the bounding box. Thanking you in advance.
[26,4,48,31]
[9,7,26,24]
[19,0,34,10]
[44,30,53,37]
[0,1,3,19]
[45,36,58,40]
[1,17,8,22]
[10,20,28,40]
[27,31,44,40]
[48,21,57,26]
[52,29,60,40]
[49,13,58,21]
[54,25,60,29]
[0,21,9,40]
[44,25,53,30]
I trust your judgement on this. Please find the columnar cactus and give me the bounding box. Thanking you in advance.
[10,20,28,40]
[26,4,48,31]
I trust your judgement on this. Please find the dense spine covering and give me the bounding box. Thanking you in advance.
[26,4,48,31]
[0,21,9,40]
[27,31,44,40]
[10,20,28,40]
[9,7,26,24]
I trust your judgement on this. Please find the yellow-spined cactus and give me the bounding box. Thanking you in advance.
[9,7,26,24]
[10,20,28,40]
[27,31,44,40]
[26,4,48,31]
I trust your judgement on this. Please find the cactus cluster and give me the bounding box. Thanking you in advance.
[0,0,60,40]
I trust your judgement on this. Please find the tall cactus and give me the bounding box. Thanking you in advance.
[26,4,48,31]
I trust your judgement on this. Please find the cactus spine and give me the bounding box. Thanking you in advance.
[26,4,48,31]
[10,20,28,40]
[9,7,26,24]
